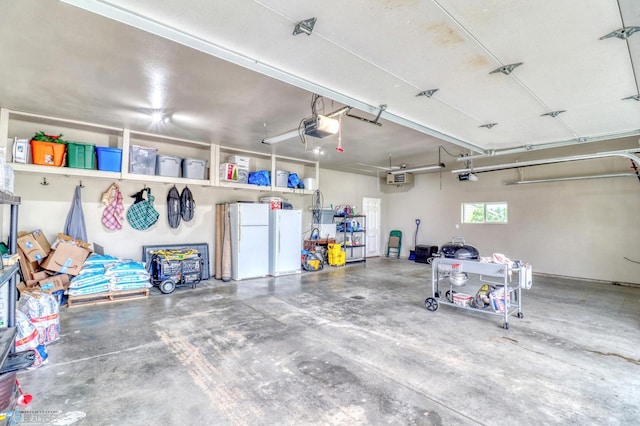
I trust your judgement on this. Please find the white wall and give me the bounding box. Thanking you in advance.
[385,158,640,285]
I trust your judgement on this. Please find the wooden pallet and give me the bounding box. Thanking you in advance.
[67,288,150,308]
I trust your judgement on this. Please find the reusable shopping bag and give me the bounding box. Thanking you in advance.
[63,185,87,241]
[126,188,159,230]
[101,183,124,230]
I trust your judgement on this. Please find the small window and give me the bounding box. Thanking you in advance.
[462,202,508,224]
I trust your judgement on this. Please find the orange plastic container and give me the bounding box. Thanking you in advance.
[31,140,66,166]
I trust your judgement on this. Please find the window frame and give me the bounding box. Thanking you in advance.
[461,202,508,224]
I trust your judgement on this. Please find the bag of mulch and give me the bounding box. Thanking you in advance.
[15,310,48,369]
[18,291,60,345]
[68,272,112,296]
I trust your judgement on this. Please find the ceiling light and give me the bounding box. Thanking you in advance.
[416,89,439,98]
[303,115,340,138]
[600,26,640,40]
[262,129,300,145]
[388,163,445,174]
[490,62,523,75]
[293,17,317,36]
[150,111,170,124]
[541,110,566,118]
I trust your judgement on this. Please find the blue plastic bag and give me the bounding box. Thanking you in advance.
[288,173,301,188]
[248,170,271,186]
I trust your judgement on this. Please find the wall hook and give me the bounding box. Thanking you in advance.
[79,180,85,188]
[41,177,49,186]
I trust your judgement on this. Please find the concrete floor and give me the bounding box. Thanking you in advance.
[14,258,640,425]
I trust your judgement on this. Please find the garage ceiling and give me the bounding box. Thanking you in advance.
[1,0,639,175]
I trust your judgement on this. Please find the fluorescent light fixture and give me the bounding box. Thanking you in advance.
[388,163,445,174]
[262,129,300,145]
[452,149,640,174]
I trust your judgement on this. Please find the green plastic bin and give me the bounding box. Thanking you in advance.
[66,142,95,169]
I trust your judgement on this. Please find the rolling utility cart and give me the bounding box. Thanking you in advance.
[424,257,532,329]
[150,249,204,294]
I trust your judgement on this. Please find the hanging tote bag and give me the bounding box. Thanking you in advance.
[180,186,195,222]
[167,186,181,229]
[63,185,88,241]
[101,184,124,230]
[126,188,160,230]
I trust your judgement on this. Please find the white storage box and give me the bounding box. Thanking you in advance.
[219,163,238,181]
[130,145,157,175]
[156,155,182,177]
[452,293,473,307]
[227,155,250,169]
[260,196,282,210]
[182,158,207,179]
[275,170,289,187]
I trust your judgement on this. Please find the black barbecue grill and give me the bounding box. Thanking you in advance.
[439,237,479,260]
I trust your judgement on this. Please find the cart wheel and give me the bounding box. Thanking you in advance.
[517,312,524,319]
[159,280,176,294]
[446,290,456,303]
[502,322,509,330]
[424,297,438,311]
[426,257,434,265]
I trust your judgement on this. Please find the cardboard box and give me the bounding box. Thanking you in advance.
[227,155,250,169]
[41,242,90,276]
[37,274,70,293]
[260,196,282,210]
[55,233,92,251]
[17,247,40,281]
[219,163,238,181]
[32,270,50,281]
[17,230,51,262]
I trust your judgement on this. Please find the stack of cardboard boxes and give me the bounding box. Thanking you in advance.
[227,155,249,184]
[17,229,91,301]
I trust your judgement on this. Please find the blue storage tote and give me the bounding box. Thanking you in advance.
[129,145,157,175]
[95,147,122,172]
[182,158,207,179]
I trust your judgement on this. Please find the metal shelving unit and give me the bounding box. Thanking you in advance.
[425,257,532,329]
[334,215,366,263]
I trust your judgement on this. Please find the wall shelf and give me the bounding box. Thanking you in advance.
[1,108,319,194]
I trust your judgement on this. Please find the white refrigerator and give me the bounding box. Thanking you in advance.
[229,203,269,280]
[269,209,302,276]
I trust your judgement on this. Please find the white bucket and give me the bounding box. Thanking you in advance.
[303,177,316,191]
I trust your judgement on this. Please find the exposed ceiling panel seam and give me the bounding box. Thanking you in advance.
[253,1,489,126]
[61,0,486,154]
[432,0,580,136]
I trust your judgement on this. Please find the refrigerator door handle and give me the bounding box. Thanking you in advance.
[238,211,241,241]
[278,229,281,253]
